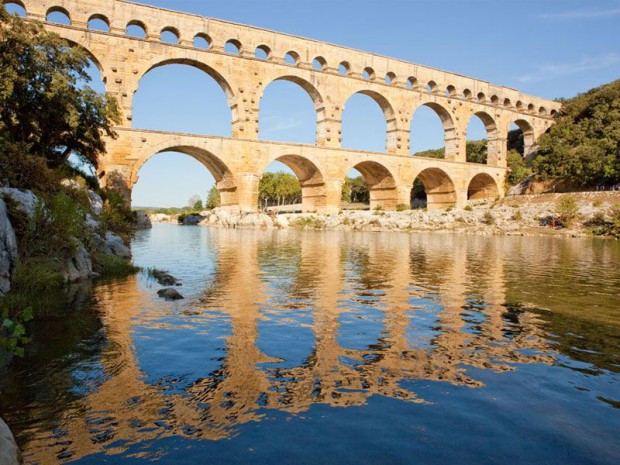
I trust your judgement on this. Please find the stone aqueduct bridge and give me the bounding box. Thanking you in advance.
[13,0,560,211]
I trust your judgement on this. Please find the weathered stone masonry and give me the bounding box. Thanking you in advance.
[9,0,560,212]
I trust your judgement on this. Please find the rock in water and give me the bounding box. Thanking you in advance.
[0,417,22,465]
[157,288,184,301]
[151,270,180,286]
[0,200,18,295]
[135,211,152,229]
[181,214,205,225]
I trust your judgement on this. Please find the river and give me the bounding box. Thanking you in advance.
[1,224,619,464]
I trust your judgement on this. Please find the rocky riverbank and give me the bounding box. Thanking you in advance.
[148,192,620,238]
[0,184,143,297]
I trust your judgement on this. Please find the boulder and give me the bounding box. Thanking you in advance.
[157,287,184,301]
[88,190,104,216]
[135,211,152,229]
[151,269,180,286]
[64,241,93,283]
[0,188,39,220]
[181,214,205,226]
[238,213,273,228]
[104,231,132,259]
[274,215,289,229]
[0,200,18,295]
[0,418,22,465]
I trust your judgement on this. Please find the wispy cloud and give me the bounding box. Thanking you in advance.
[518,53,620,83]
[261,115,305,134]
[539,7,620,20]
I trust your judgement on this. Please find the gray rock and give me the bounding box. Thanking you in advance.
[0,188,40,220]
[0,417,22,465]
[181,214,205,226]
[157,287,184,301]
[135,211,152,229]
[88,190,104,216]
[104,231,131,259]
[238,213,273,228]
[151,269,180,286]
[65,240,93,283]
[0,200,18,295]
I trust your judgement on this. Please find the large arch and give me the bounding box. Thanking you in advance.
[465,111,497,164]
[349,160,398,210]
[467,173,499,201]
[410,102,456,158]
[130,146,238,208]
[138,58,236,121]
[342,90,396,152]
[133,60,233,136]
[261,155,326,212]
[259,77,319,144]
[412,168,456,210]
[508,119,536,158]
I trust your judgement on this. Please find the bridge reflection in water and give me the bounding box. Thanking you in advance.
[12,228,620,463]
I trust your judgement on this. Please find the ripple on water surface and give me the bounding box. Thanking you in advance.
[1,225,619,464]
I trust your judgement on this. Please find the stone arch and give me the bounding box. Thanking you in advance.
[446,85,456,97]
[338,61,351,75]
[413,168,456,210]
[343,89,397,151]
[463,89,473,100]
[2,0,26,15]
[63,39,106,85]
[284,51,300,66]
[362,67,375,81]
[349,160,398,210]
[87,14,110,32]
[313,56,327,70]
[467,173,499,201]
[255,44,271,60]
[131,145,238,207]
[193,33,210,49]
[261,75,325,143]
[465,111,497,164]
[225,39,242,55]
[262,155,326,212]
[385,72,396,85]
[46,5,70,24]
[126,19,147,38]
[427,80,438,93]
[139,58,236,115]
[508,118,536,157]
[411,102,457,158]
[161,26,180,44]
[407,76,419,89]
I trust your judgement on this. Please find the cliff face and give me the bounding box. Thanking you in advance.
[0,200,18,295]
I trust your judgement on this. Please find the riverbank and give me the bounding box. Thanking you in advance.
[149,192,620,238]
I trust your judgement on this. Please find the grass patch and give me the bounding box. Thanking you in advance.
[92,252,140,278]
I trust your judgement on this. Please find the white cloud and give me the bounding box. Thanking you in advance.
[518,53,620,83]
[539,7,620,20]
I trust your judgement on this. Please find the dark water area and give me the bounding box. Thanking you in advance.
[1,224,619,464]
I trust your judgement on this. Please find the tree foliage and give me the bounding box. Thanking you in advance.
[259,172,302,208]
[0,6,119,169]
[206,186,220,209]
[532,80,620,186]
[341,176,369,203]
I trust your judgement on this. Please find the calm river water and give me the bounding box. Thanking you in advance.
[1,224,619,464]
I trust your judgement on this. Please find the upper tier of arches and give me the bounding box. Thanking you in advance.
[11,0,558,119]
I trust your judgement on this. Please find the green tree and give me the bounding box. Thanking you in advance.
[258,171,301,208]
[206,186,220,209]
[507,149,532,185]
[342,176,369,204]
[532,80,620,186]
[187,194,201,209]
[0,6,119,169]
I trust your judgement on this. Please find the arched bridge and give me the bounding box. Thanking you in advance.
[8,0,561,211]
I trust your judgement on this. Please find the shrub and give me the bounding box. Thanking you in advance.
[483,211,495,225]
[396,204,410,212]
[101,189,136,240]
[92,252,140,278]
[557,195,579,228]
[464,205,473,212]
[10,260,64,294]
[512,209,523,221]
[585,209,620,238]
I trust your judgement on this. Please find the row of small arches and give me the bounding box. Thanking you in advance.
[4,1,554,118]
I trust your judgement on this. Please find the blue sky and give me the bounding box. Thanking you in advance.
[9,0,620,207]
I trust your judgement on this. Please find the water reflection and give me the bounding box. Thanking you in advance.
[1,227,619,464]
